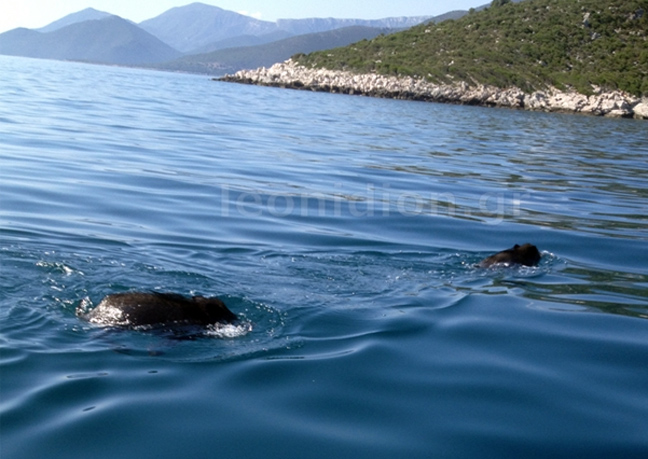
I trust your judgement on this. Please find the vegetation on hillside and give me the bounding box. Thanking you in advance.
[294,0,648,96]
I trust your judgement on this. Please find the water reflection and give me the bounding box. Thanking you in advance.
[493,267,648,319]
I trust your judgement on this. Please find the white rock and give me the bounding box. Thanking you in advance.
[632,102,648,119]
[605,109,630,118]
[221,60,642,119]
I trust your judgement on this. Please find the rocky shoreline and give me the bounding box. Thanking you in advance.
[218,60,648,119]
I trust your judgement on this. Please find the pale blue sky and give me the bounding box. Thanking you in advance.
[1,1,490,33]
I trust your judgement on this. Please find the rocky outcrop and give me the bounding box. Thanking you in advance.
[219,60,646,119]
[633,101,648,120]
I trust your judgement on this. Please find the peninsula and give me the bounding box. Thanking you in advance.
[219,0,648,119]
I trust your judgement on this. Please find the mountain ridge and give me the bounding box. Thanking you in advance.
[274,16,432,36]
[138,3,278,53]
[138,2,433,54]
[0,15,181,65]
[0,2,514,71]
[153,26,391,75]
[37,7,112,33]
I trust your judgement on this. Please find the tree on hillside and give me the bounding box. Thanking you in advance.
[491,0,511,6]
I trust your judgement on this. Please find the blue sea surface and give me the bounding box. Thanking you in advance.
[1,55,647,458]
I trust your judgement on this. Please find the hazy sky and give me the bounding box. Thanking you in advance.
[1,1,490,33]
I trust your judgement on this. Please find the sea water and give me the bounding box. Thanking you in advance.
[1,55,647,458]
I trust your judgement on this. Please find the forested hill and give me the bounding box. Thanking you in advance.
[294,0,648,97]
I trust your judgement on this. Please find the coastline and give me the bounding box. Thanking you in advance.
[218,59,648,120]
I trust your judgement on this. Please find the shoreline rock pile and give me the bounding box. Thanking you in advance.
[219,59,648,119]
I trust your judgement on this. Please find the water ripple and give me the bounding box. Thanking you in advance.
[1,55,648,459]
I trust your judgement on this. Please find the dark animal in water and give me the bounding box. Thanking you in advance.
[77,292,237,327]
[479,243,541,268]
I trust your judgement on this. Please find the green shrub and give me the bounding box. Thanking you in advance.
[295,0,648,96]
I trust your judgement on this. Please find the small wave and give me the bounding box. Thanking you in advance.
[468,250,558,275]
[205,321,253,339]
[36,260,79,276]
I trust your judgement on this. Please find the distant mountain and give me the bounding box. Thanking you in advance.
[139,3,277,53]
[139,2,434,55]
[153,26,390,75]
[0,2,504,70]
[0,15,181,65]
[275,16,430,35]
[37,7,112,33]
[190,30,295,55]
[0,28,43,56]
